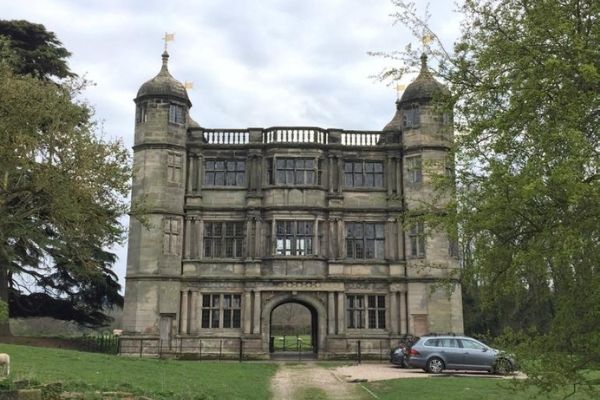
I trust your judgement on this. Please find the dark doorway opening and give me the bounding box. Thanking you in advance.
[269,301,317,358]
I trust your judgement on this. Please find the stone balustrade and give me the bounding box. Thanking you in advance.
[203,129,250,144]
[199,127,383,146]
[263,127,328,144]
[341,131,381,146]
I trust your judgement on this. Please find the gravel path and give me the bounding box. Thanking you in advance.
[332,363,526,382]
[270,362,366,400]
[334,363,433,382]
[270,362,525,399]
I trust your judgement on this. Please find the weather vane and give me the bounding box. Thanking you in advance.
[422,31,433,51]
[163,32,175,51]
[395,84,406,100]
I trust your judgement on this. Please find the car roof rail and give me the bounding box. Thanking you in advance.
[425,332,458,337]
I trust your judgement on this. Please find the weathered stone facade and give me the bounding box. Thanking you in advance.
[121,51,463,358]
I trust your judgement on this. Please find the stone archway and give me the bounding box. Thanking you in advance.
[261,293,327,356]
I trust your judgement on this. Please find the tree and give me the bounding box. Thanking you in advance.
[384,0,599,396]
[0,42,130,334]
[0,21,129,335]
[0,20,73,80]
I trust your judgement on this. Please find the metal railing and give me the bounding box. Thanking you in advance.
[119,337,397,362]
[118,337,247,361]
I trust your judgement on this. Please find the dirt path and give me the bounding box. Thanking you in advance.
[270,362,367,400]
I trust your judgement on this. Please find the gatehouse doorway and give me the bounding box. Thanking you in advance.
[262,293,328,358]
[268,300,319,358]
[270,302,316,354]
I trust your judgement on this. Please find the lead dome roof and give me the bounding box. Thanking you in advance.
[383,53,448,131]
[136,51,191,106]
[399,53,448,104]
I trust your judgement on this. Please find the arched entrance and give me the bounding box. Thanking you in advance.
[261,293,327,358]
[270,302,317,354]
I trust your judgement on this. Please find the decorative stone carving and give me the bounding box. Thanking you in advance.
[273,281,322,288]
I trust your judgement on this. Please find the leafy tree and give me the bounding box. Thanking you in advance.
[0,51,130,333]
[384,0,599,395]
[0,20,73,80]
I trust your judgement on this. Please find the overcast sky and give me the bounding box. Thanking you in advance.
[3,0,461,291]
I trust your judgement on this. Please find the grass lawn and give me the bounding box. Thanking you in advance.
[272,334,312,352]
[295,387,328,400]
[0,343,277,400]
[365,376,594,400]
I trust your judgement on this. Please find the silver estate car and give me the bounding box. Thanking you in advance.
[407,335,515,374]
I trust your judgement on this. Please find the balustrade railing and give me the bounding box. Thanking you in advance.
[203,129,249,144]
[263,127,327,144]
[199,127,382,146]
[341,131,381,146]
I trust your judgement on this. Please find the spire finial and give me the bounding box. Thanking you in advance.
[420,53,428,70]
[160,33,175,72]
[161,50,169,72]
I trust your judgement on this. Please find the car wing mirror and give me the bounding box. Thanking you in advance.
[482,347,488,352]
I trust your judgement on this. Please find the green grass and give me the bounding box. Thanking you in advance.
[294,387,328,400]
[0,343,277,400]
[365,376,595,400]
[272,334,312,352]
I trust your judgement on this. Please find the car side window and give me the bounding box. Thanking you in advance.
[440,338,459,348]
[424,339,439,347]
[461,339,485,350]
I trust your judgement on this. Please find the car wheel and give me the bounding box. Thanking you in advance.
[426,357,444,374]
[494,358,514,375]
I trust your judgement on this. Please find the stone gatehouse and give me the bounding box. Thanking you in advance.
[120,50,463,358]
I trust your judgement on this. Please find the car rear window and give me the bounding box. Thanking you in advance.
[424,339,439,347]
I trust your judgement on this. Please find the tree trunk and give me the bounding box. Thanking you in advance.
[0,263,12,336]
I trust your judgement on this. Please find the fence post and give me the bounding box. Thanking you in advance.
[199,339,202,361]
[139,339,144,358]
[357,340,362,364]
[239,338,243,362]
[219,340,223,361]
[380,340,383,362]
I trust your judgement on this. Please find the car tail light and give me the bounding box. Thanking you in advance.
[410,348,420,356]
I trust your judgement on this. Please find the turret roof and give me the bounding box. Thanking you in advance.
[136,51,191,106]
[383,53,448,131]
[399,53,447,104]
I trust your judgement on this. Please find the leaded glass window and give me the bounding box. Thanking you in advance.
[344,161,384,188]
[346,222,385,259]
